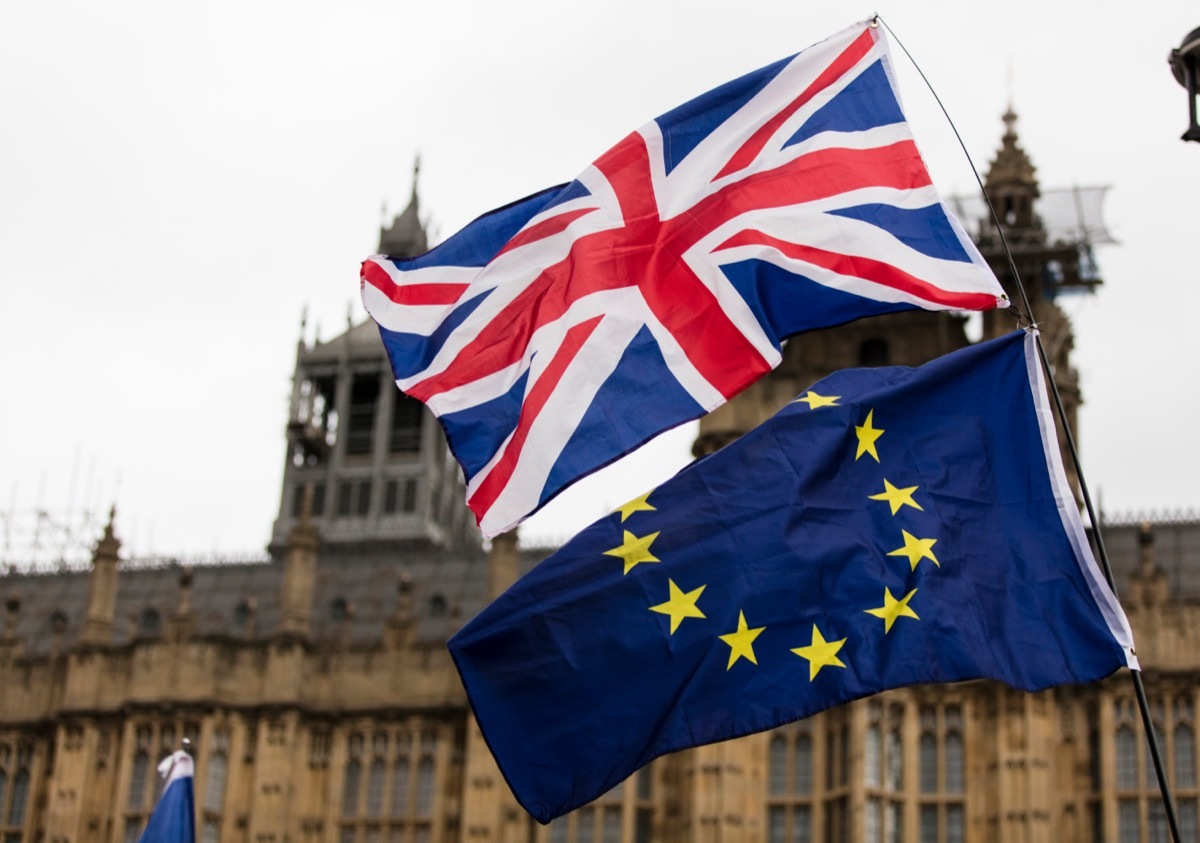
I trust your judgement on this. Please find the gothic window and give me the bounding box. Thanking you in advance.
[549,818,570,843]
[601,806,621,843]
[390,758,410,816]
[1175,722,1195,788]
[347,373,381,456]
[1116,725,1137,790]
[919,730,937,793]
[310,730,331,768]
[366,733,388,817]
[1118,800,1138,843]
[129,749,150,811]
[886,716,903,792]
[767,720,815,843]
[770,734,788,794]
[414,757,434,816]
[865,798,881,842]
[1107,696,1199,842]
[339,723,445,843]
[866,701,905,843]
[944,732,964,793]
[4,766,28,831]
[390,394,423,454]
[636,766,652,800]
[202,729,230,843]
[292,484,307,517]
[343,734,364,818]
[866,721,882,788]
[575,806,595,843]
[917,703,965,843]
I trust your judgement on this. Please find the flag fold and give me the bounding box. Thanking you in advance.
[361,20,1007,536]
[448,330,1135,823]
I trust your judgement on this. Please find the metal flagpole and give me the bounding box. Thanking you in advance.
[874,15,1183,842]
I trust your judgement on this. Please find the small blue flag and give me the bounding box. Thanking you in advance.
[449,330,1136,823]
[138,750,195,843]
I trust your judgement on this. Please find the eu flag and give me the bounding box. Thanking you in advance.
[449,330,1136,823]
[139,751,195,843]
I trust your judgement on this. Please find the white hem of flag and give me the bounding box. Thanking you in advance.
[1022,329,1139,670]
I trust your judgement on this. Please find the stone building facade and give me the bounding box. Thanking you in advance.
[1,117,1196,843]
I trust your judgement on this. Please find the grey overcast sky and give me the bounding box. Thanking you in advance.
[2,0,1197,559]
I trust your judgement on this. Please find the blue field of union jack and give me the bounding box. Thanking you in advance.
[361,20,1006,537]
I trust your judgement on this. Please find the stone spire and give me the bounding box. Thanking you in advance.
[378,157,429,258]
[80,506,121,646]
[983,107,1040,231]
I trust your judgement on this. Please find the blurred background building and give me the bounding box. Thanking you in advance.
[1,113,1197,843]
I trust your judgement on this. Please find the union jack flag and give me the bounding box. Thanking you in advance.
[361,21,1006,537]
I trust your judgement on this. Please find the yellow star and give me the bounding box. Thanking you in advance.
[793,390,841,409]
[854,409,885,462]
[615,491,656,522]
[649,579,707,634]
[868,479,924,515]
[887,530,940,570]
[865,587,920,633]
[603,530,661,575]
[791,624,847,680]
[718,611,765,669]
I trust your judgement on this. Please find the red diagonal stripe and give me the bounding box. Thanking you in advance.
[695,142,933,227]
[713,28,876,182]
[408,134,660,402]
[467,315,604,518]
[716,230,999,311]
[361,260,469,306]
[496,207,600,258]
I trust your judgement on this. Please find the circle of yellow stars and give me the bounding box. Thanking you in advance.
[601,399,942,681]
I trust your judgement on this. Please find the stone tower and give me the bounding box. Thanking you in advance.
[271,166,478,552]
[973,108,1100,495]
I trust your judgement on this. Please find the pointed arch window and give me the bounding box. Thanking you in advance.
[202,728,230,843]
[918,703,966,843]
[414,757,435,816]
[769,734,788,795]
[5,770,27,826]
[866,701,905,843]
[129,749,150,810]
[341,731,366,821]
[366,733,388,817]
[766,720,815,843]
[1106,696,1200,842]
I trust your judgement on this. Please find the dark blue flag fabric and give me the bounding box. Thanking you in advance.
[138,751,195,843]
[448,329,1137,823]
